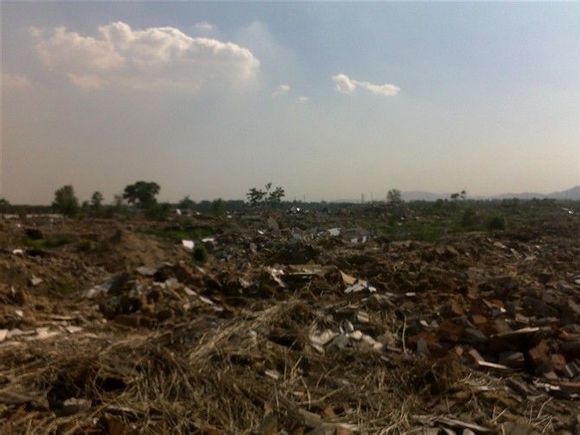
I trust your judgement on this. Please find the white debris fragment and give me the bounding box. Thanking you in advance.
[348,330,363,341]
[265,369,281,380]
[310,330,338,353]
[30,327,60,340]
[356,312,370,323]
[344,280,376,294]
[86,285,107,299]
[136,266,157,276]
[198,295,214,305]
[328,228,341,237]
[182,240,194,251]
[30,276,43,286]
[65,326,83,334]
[183,287,197,297]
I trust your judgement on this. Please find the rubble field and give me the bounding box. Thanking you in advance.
[0,207,579,434]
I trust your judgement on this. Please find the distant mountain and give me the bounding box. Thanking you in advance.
[493,192,546,200]
[494,186,580,200]
[333,186,580,203]
[401,186,580,201]
[401,191,450,201]
[548,186,580,200]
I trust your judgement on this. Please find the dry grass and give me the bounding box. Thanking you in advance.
[0,299,575,434]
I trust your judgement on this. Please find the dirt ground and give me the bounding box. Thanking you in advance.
[0,207,578,434]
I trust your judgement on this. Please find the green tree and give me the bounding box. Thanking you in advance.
[52,185,79,217]
[178,195,195,210]
[268,186,286,206]
[451,190,467,201]
[144,202,172,220]
[387,189,403,207]
[246,187,266,206]
[123,181,160,209]
[211,198,226,217]
[246,183,285,207]
[91,191,104,215]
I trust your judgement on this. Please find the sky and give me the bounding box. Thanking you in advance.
[1,2,579,204]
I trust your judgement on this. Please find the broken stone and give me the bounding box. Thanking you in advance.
[29,276,43,287]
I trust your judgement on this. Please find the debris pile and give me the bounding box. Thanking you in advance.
[0,210,578,433]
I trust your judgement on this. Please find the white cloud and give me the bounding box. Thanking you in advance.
[194,21,215,32]
[272,84,290,97]
[1,73,32,90]
[33,21,260,91]
[332,73,400,96]
[332,73,356,94]
[297,96,310,103]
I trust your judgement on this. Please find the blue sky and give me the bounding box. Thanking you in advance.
[1,2,579,203]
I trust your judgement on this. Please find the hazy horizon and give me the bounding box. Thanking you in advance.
[2,2,579,204]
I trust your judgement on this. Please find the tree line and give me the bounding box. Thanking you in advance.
[44,181,287,218]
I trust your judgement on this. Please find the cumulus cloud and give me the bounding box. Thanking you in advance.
[332,73,399,96]
[1,73,32,90]
[194,21,215,32]
[272,84,290,97]
[33,21,260,91]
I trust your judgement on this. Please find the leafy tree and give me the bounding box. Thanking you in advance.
[387,189,403,207]
[387,188,405,220]
[178,195,195,210]
[247,187,266,206]
[144,202,172,220]
[0,198,9,206]
[91,191,104,215]
[211,198,226,217]
[123,181,160,209]
[268,186,286,206]
[451,190,467,201]
[433,198,444,210]
[52,185,79,217]
[246,182,285,207]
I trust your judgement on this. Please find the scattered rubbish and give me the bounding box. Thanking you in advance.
[29,276,43,287]
[0,207,578,433]
[136,266,157,276]
[61,398,92,416]
[344,280,376,294]
[328,228,341,236]
[340,271,357,286]
[182,240,194,251]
